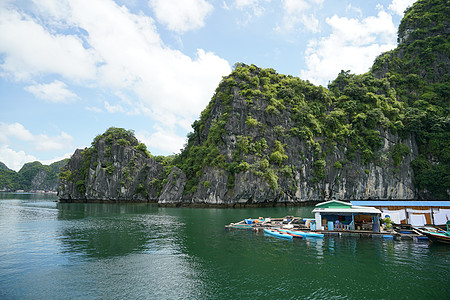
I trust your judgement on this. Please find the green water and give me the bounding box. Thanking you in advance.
[0,193,449,299]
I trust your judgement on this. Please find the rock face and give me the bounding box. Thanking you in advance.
[163,70,419,205]
[58,128,163,202]
[162,0,449,204]
[158,167,187,204]
[58,0,449,204]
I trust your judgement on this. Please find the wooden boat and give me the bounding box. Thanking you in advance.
[226,223,254,229]
[421,231,450,244]
[279,229,324,238]
[263,228,293,240]
[244,217,265,224]
[418,220,450,244]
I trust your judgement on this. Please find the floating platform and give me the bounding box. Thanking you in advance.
[225,216,308,231]
[226,216,430,242]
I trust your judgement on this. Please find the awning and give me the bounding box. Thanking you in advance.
[312,206,381,215]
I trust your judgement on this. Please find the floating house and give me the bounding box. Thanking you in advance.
[351,201,450,227]
[313,200,382,232]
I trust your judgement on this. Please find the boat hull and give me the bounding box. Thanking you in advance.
[281,229,324,238]
[422,231,450,244]
[264,229,293,240]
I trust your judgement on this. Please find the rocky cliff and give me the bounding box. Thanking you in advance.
[163,0,448,204]
[59,0,449,204]
[58,128,164,202]
[164,65,419,205]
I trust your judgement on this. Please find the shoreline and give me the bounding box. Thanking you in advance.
[57,198,320,207]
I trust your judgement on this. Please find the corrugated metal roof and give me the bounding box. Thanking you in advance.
[313,206,381,214]
[351,201,450,207]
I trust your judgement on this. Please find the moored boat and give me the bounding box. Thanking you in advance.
[420,231,450,244]
[263,228,293,240]
[244,217,265,224]
[418,220,450,244]
[279,229,324,238]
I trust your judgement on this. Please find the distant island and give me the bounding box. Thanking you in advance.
[0,160,67,192]
[10,0,450,204]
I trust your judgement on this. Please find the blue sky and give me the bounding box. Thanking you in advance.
[0,0,416,171]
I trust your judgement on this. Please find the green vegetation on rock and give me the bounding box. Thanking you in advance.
[58,127,164,201]
[171,0,449,200]
[57,0,448,202]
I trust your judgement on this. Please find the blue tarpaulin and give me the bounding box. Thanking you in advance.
[351,201,450,207]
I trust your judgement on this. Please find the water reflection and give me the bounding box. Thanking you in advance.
[56,203,185,258]
[1,195,449,299]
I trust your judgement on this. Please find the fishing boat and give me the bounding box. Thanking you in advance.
[244,217,265,224]
[263,228,293,240]
[418,220,450,244]
[279,229,324,238]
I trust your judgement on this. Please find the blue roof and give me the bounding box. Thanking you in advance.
[351,201,450,207]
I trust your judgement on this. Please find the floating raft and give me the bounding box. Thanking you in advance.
[226,216,430,242]
[225,216,308,231]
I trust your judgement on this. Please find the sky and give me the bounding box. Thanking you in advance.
[0,0,417,171]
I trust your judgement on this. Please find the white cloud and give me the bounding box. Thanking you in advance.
[0,8,97,81]
[0,122,74,152]
[0,145,71,172]
[104,101,125,113]
[282,0,310,12]
[300,10,397,86]
[346,4,362,17]
[388,0,417,16]
[0,0,231,155]
[226,0,268,21]
[133,48,230,130]
[149,0,213,33]
[40,152,72,166]
[0,145,37,172]
[136,128,187,154]
[235,0,260,9]
[85,106,102,113]
[34,131,74,151]
[25,80,78,103]
[277,0,323,33]
[68,0,230,129]
[0,122,34,143]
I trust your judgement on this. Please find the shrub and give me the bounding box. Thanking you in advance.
[270,151,287,165]
[265,105,279,114]
[245,116,261,128]
[105,162,115,175]
[59,170,73,181]
[76,180,85,194]
[391,143,410,167]
[264,168,278,191]
[313,159,326,179]
[238,161,250,172]
[135,143,152,158]
[333,161,343,169]
[117,138,131,146]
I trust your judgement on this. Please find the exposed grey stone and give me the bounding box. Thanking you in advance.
[159,167,187,204]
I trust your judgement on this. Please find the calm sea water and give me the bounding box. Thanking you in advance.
[0,193,449,299]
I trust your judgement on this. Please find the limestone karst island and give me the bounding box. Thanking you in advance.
[1,0,447,205]
[56,0,449,205]
[1,1,450,300]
